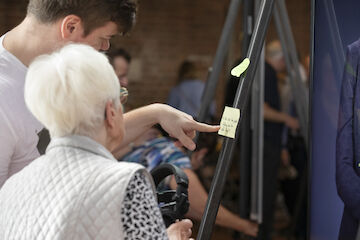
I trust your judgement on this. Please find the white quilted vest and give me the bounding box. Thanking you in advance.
[0,135,153,240]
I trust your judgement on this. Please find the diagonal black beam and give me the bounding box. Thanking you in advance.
[238,0,254,223]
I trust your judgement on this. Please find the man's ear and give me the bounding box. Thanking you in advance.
[105,101,117,129]
[60,15,84,40]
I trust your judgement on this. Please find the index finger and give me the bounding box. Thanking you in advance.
[190,122,220,133]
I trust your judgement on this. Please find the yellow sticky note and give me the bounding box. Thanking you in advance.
[218,106,240,139]
[231,58,250,77]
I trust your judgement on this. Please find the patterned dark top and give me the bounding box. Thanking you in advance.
[121,171,168,239]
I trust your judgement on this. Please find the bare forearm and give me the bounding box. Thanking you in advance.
[113,104,161,154]
[113,103,220,156]
[216,205,250,232]
[263,103,287,123]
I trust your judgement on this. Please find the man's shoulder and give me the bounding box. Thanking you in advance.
[0,75,22,117]
[0,50,26,107]
[0,73,16,96]
[347,39,360,58]
[179,79,202,89]
[0,41,26,80]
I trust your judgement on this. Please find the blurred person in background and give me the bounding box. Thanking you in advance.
[260,40,299,240]
[278,50,309,239]
[108,48,131,88]
[167,60,216,121]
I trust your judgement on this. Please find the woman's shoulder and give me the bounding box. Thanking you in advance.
[84,161,152,202]
[94,159,146,179]
[347,39,360,61]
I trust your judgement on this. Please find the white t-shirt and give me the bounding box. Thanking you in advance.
[0,34,43,187]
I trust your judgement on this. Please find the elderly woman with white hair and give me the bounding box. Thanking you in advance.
[0,44,197,240]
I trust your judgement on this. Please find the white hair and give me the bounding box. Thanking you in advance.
[25,44,121,138]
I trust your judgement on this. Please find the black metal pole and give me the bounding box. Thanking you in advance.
[241,0,254,57]
[196,0,275,239]
[238,0,254,220]
[250,44,265,223]
[197,0,242,123]
[249,0,265,224]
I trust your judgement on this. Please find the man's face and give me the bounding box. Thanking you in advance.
[78,21,118,51]
[269,55,286,73]
[113,56,129,88]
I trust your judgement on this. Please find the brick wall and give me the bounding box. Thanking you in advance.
[0,0,27,34]
[0,0,311,117]
[112,0,229,111]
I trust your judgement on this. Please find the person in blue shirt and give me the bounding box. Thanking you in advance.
[167,60,215,120]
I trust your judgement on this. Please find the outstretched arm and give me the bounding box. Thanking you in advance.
[113,104,219,154]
